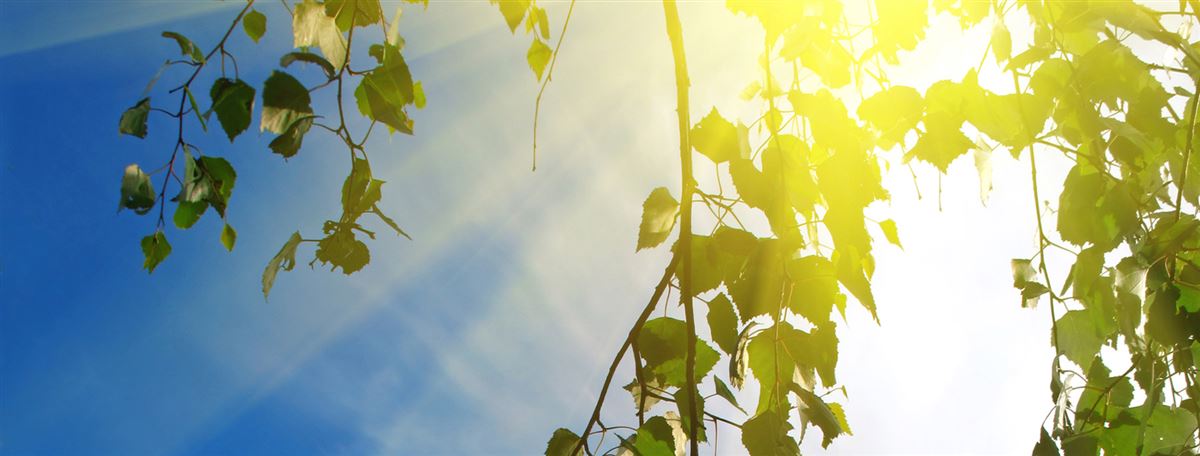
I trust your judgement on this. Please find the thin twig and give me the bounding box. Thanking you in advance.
[531,0,578,171]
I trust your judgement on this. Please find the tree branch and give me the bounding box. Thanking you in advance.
[661,1,698,454]
[571,254,680,455]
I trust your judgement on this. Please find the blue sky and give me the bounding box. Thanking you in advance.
[1,1,1066,455]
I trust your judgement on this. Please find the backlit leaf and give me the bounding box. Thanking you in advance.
[315,229,370,274]
[792,384,845,448]
[355,43,415,134]
[713,375,744,414]
[325,0,381,31]
[629,416,676,456]
[741,409,799,456]
[1056,310,1103,369]
[262,231,303,299]
[544,428,582,456]
[878,219,901,248]
[691,108,748,164]
[637,187,679,251]
[638,317,720,388]
[706,293,739,355]
[991,21,1011,63]
[527,38,552,81]
[858,86,922,149]
[493,0,531,32]
[293,0,347,69]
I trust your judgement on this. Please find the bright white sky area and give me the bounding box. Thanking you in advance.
[1,0,1127,454]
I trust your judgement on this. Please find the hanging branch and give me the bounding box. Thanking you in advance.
[532,0,578,171]
[660,0,699,454]
[571,255,680,455]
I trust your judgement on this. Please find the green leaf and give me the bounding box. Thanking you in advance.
[1012,258,1048,308]
[747,326,796,413]
[622,377,662,414]
[728,239,787,321]
[413,81,426,109]
[1032,428,1058,456]
[713,375,745,414]
[140,231,172,273]
[871,0,928,61]
[1012,259,1037,288]
[781,26,852,88]
[119,164,156,214]
[173,201,208,229]
[966,92,1050,149]
[197,156,237,217]
[544,428,582,456]
[787,256,840,327]
[262,231,302,299]
[791,384,845,448]
[161,31,205,63]
[672,387,706,442]
[355,43,415,134]
[1057,165,1137,249]
[1137,404,1199,454]
[834,247,878,321]
[991,21,1011,63]
[908,111,973,172]
[740,409,799,456]
[1193,342,1200,372]
[119,98,151,138]
[315,229,370,274]
[325,0,381,31]
[878,219,901,248]
[209,78,256,142]
[533,6,550,39]
[269,116,315,158]
[260,71,313,134]
[828,402,852,436]
[857,86,922,149]
[1056,310,1104,369]
[637,187,679,251]
[628,416,676,456]
[690,108,748,164]
[706,293,739,355]
[729,321,757,390]
[185,87,207,132]
[494,0,531,32]
[373,205,412,240]
[637,317,720,388]
[221,223,237,252]
[293,0,347,69]
[527,38,552,81]
[341,158,383,217]
[794,323,840,387]
[243,9,266,43]
[280,51,337,79]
